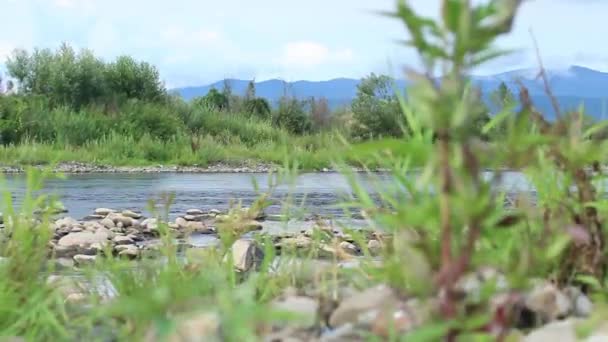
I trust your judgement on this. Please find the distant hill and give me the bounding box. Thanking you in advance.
[172,65,608,120]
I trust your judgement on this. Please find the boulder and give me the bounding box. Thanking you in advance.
[175,217,188,229]
[367,239,382,256]
[187,221,214,234]
[113,235,135,246]
[55,217,79,229]
[117,245,139,259]
[73,254,96,267]
[339,241,359,255]
[58,231,109,249]
[186,209,204,216]
[525,282,572,322]
[121,210,142,219]
[229,239,264,273]
[94,208,115,216]
[329,284,399,328]
[100,218,115,229]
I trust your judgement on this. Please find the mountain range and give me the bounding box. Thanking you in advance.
[172,66,608,120]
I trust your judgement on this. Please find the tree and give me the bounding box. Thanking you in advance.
[273,96,312,134]
[310,96,331,130]
[351,73,403,139]
[193,88,229,110]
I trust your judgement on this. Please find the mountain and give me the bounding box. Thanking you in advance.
[172,66,608,120]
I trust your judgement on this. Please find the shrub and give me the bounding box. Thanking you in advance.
[273,97,312,134]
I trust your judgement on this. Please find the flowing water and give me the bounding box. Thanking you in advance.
[2,171,533,220]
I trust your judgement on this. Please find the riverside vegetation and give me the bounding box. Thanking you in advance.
[5,0,608,341]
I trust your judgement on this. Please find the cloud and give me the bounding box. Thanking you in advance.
[160,26,222,48]
[278,41,354,68]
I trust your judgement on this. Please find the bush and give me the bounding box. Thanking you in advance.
[351,73,403,139]
[119,101,185,140]
[273,97,312,134]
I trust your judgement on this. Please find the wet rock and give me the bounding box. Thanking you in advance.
[329,284,399,328]
[229,239,264,273]
[113,235,134,246]
[108,213,133,228]
[54,257,75,270]
[209,209,221,216]
[94,208,115,216]
[525,282,572,323]
[73,254,97,267]
[272,296,319,328]
[100,218,115,229]
[186,209,204,216]
[184,215,197,221]
[121,210,142,219]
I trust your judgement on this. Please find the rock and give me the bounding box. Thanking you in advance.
[175,217,188,229]
[272,296,319,328]
[524,318,608,342]
[209,209,221,215]
[100,218,115,229]
[184,215,196,221]
[65,292,87,304]
[82,242,105,255]
[58,231,110,249]
[525,282,572,322]
[94,208,115,216]
[186,221,214,234]
[367,239,382,255]
[113,235,135,246]
[265,214,287,222]
[339,241,359,255]
[108,213,133,228]
[276,236,313,251]
[329,284,399,328]
[146,312,221,342]
[186,209,204,216]
[229,239,264,273]
[122,210,142,219]
[82,214,105,221]
[564,286,594,318]
[55,217,79,229]
[73,254,96,267]
[54,258,75,270]
[0,213,3,224]
[70,226,83,233]
[53,245,78,258]
[117,245,139,259]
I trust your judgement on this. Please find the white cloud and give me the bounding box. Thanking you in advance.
[160,26,222,48]
[278,41,354,68]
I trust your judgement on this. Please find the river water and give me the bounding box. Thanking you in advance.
[1,171,534,220]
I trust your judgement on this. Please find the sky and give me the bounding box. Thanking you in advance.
[0,0,607,88]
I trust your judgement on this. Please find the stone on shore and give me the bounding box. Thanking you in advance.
[229,239,264,273]
[73,254,97,267]
[94,208,115,216]
[272,296,319,328]
[329,284,399,328]
[113,235,135,246]
[121,210,142,219]
[186,209,204,216]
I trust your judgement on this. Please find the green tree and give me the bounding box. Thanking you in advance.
[193,88,229,110]
[351,73,403,139]
[273,96,312,134]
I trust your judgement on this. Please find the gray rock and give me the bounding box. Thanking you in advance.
[121,210,142,219]
[54,258,75,270]
[229,239,264,273]
[184,215,197,221]
[175,217,188,229]
[94,208,115,216]
[70,226,83,233]
[367,239,382,256]
[209,209,221,215]
[329,284,398,328]
[187,221,214,234]
[186,209,204,216]
[113,235,135,246]
[525,282,572,322]
[108,213,133,228]
[73,254,96,267]
[117,245,139,259]
[524,318,608,342]
[82,214,105,221]
[339,241,359,255]
[58,231,110,249]
[100,218,115,229]
[564,286,594,318]
[55,217,79,229]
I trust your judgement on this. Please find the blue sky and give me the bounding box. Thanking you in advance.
[0,0,606,87]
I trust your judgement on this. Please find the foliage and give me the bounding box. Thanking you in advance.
[5,43,166,109]
[193,88,229,110]
[273,96,312,134]
[351,73,404,139]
